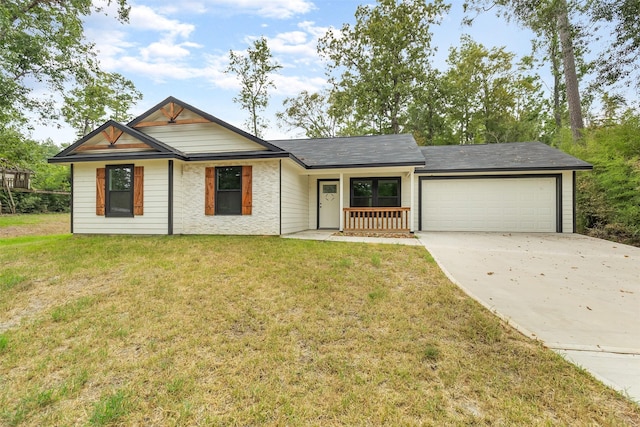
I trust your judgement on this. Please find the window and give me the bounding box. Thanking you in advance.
[216,166,242,215]
[105,165,134,217]
[350,177,400,207]
[205,166,252,216]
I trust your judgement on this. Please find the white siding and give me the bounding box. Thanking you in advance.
[181,160,280,235]
[140,123,267,154]
[73,160,169,234]
[561,171,574,233]
[171,161,184,234]
[280,160,309,234]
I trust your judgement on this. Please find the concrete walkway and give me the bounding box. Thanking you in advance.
[417,232,640,403]
[282,229,422,246]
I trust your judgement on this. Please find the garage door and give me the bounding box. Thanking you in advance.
[420,177,558,232]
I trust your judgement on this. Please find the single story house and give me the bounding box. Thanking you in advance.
[49,96,592,235]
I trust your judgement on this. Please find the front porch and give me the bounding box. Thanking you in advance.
[311,170,416,233]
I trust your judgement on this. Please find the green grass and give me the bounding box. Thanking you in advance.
[0,213,70,239]
[0,213,66,227]
[0,233,638,426]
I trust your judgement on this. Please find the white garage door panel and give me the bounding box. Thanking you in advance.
[421,178,557,232]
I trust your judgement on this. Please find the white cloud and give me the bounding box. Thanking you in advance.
[135,0,314,19]
[266,21,329,66]
[272,74,327,96]
[128,5,195,38]
[140,40,202,61]
[204,0,315,19]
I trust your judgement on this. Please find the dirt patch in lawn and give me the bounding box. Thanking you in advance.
[0,213,69,238]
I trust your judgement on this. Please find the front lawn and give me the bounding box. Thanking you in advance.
[0,213,70,238]
[0,233,638,425]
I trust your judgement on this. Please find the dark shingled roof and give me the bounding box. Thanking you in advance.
[416,142,592,173]
[270,134,425,169]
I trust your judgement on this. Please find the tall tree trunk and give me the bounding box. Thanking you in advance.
[557,0,584,141]
[549,31,563,129]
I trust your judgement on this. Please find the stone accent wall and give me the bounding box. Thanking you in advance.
[181,160,280,235]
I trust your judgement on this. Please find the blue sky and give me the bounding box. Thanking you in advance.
[40,0,539,145]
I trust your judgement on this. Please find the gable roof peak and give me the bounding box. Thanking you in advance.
[128,96,284,152]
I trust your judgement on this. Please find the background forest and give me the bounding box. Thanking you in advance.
[0,0,638,245]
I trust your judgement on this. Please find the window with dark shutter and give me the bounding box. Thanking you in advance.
[204,166,253,216]
[105,165,134,217]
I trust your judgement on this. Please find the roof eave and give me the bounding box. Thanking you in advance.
[48,152,186,164]
[305,161,425,170]
[415,165,593,174]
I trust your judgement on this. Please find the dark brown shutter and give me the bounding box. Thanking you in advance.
[96,168,105,216]
[205,167,215,215]
[134,166,144,216]
[242,165,252,215]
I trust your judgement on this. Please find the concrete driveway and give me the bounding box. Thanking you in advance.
[417,232,640,403]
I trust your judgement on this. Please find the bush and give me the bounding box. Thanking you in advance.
[565,112,640,247]
[0,191,70,214]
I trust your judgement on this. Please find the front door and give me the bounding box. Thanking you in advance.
[318,180,340,229]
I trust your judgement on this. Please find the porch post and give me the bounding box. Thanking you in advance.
[339,172,344,231]
[409,169,415,232]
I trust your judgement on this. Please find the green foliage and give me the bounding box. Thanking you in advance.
[0,192,70,214]
[464,0,586,141]
[0,126,70,208]
[318,0,450,135]
[0,0,130,125]
[277,90,339,138]
[441,36,546,144]
[562,110,640,245]
[591,0,640,91]
[62,71,142,137]
[225,37,281,137]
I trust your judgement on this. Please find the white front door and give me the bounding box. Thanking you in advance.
[319,180,340,229]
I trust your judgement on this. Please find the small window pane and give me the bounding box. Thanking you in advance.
[110,191,133,213]
[377,197,399,207]
[217,167,241,190]
[109,167,132,191]
[322,184,337,194]
[352,197,372,207]
[352,180,372,198]
[217,192,242,215]
[378,180,398,197]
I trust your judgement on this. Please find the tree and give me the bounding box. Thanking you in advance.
[225,37,281,138]
[442,36,546,144]
[464,0,585,141]
[276,90,339,138]
[591,0,640,92]
[407,68,451,145]
[62,71,143,137]
[0,0,130,125]
[318,0,450,135]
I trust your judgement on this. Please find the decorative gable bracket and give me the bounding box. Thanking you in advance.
[133,101,212,128]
